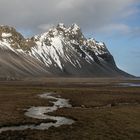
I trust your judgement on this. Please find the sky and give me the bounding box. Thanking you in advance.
[0,0,140,76]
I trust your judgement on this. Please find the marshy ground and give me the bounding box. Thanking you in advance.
[0,78,140,140]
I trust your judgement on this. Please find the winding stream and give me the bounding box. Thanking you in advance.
[0,92,74,133]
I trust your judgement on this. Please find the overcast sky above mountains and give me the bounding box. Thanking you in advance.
[0,0,140,76]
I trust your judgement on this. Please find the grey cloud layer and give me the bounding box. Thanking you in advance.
[0,0,137,35]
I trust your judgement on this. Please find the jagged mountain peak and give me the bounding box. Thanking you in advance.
[0,25,36,51]
[56,23,80,30]
[57,23,66,30]
[0,25,17,33]
[0,24,132,79]
[28,23,117,72]
[0,25,24,40]
[0,24,111,61]
[32,23,85,49]
[70,23,81,32]
[35,23,83,39]
[33,24,107,54]
[0,25,35,41]
[0,25,25,51]
[56,23,80,31]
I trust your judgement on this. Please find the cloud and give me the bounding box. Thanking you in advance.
[129,27,140,39]
[95,22,140,39]
[38,24,54,31]
[97,23,131,33]
[120,8,139,18]
[0,0,139,36]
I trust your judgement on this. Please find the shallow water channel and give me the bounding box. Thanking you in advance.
[0,92,74,133]
[118,83,140,87]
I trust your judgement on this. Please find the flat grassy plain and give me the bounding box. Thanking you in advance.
[0,78,140,140]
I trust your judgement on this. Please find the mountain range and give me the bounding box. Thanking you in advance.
[0,23,132,80]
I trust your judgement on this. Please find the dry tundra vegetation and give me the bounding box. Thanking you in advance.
[0,78,140,140]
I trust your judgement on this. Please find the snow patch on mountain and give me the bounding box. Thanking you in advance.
[2,33,12,38]
[30,36,64,69]
[0,39,14,51]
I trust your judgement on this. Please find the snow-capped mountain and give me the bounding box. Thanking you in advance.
[0,24,131,79]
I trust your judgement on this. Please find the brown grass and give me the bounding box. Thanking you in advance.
[0,78,140,140]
